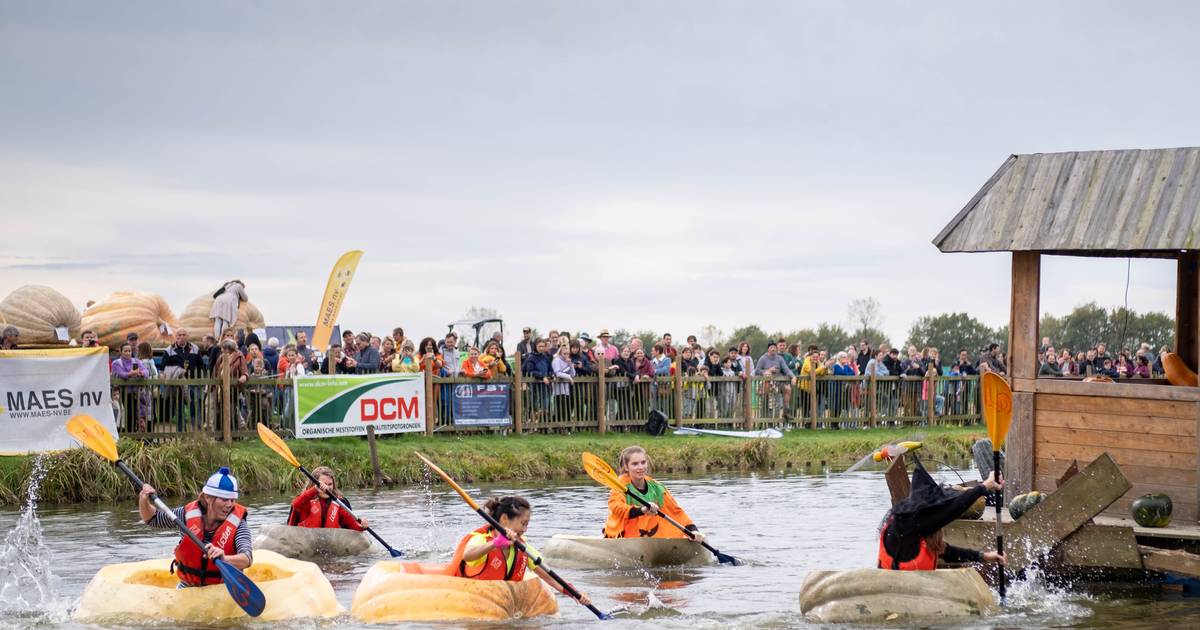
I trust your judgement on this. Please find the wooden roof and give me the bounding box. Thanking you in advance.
[934,147,1200,256]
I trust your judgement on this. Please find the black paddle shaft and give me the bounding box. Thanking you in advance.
[622,489,738,565]
[473,507,609,620]
[114,460,210,554]
[994,450,1006,602]
[296,465,402,557]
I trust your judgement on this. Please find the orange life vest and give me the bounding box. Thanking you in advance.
[173,501,247,586]
[449,525,528,581]
[876,520,937,571]
[294,496,345,529]
[603,474,694,539]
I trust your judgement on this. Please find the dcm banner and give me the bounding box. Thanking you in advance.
[0,347,116,454]
[293,373,424,438]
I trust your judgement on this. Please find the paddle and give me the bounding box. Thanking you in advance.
[414,451,612,621]
[65,415,266,617]
[843,440,923,474]
[581,452,742,566]
[981,372,1012,603]
[256,424,402,558]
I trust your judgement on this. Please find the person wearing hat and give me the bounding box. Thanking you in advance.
[138,466,253,586]
[594,329,618,363]
[877,462,1004,570]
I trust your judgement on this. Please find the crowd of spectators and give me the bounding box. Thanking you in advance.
[1034,337,1165,379]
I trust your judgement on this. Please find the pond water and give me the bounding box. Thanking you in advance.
[2,461,1199,629]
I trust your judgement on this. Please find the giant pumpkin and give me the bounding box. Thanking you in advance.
[82,292,179,347]
[0,285,81,344]
[178,293,265,340]
[1162,352,1198,387]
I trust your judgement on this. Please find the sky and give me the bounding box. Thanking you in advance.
[1,1,1196,348]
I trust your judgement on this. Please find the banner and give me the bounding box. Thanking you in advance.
[294,373,423,438]
[0,348,116,454]
[452,383,512,426]
[311,250,363,351]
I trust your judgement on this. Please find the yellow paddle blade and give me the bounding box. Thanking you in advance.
[66,414,119,462]
[981,372,1013,449]
[414,452,480,511]
[256,423,300,468]
[581,452,626,494]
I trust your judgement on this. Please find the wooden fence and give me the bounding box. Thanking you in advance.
[110,355,981,441]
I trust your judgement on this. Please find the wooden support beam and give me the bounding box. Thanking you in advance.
[884,454,910,506]
[1176,251,1199,373]
[945,521,1141,570]
[1006,391,1034,498]
[1009,251,1041,381]
[1141,545,1200,579]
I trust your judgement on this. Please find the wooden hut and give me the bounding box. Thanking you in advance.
[934,147,1200,524]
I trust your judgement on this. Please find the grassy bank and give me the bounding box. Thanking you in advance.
[0,426,985,505]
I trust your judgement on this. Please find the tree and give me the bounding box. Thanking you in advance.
[1044,302,1108,354]
[461,306,501,321]
[847,298,883,334]
[717,325,772,357]
[788,323,855,353]
[698,324,722,349]
[611,328,635,349]
[906,313,998,356]
[850,326,892,350]
[634,329,660,352]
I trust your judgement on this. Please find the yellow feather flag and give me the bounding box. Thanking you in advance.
[311,250,363,351]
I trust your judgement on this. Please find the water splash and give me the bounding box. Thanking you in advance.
[0,455,66,621]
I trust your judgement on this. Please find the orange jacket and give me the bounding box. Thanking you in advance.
[603,474,694,539]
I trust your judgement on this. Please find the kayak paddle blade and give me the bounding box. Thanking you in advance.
[981,372,1013,449]
[581,452,626,494]
[66,415,119,462]
[216,558,266,617]
[715,549,742,566]
[256,423,301,468]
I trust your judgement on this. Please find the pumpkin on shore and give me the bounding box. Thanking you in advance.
[178,293,265,340]
[1162,353,1198,387]
[82,292,179,347]
[1131,494,1173,528]
[1008,491,1045,520]
[0,285,81,344]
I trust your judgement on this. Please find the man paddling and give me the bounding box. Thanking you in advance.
[878,461,1004,570]
[138,466,254,587]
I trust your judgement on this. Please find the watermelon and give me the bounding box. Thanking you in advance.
[1008,491,1045,520]
[1131,494,1173,528]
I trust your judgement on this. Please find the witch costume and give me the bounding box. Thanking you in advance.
[877,461,989,570]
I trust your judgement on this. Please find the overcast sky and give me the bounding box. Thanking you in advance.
[1,1,1196,346]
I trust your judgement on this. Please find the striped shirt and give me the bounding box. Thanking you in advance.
[146,506,253,561]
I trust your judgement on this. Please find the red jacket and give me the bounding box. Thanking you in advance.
[287,486,364,531]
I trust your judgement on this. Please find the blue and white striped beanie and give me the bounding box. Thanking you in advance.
[202,466,239,499]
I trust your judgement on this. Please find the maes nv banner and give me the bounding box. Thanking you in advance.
[294,373,424,438]
[0,347,116,454]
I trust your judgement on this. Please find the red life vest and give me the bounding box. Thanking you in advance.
[173,500,247,586]
[294,496,345,529]
[450,525,528,581]
[877,520,937,571]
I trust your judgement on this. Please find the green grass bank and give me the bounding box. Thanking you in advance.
[0,426,985,505]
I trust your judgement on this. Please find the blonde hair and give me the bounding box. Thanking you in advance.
[617,445,650,475]
[307,465,339,496]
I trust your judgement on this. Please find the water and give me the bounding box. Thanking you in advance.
[2,466,1199,629]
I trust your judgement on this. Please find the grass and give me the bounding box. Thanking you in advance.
[0,425,985,505]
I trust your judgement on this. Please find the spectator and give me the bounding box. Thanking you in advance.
[391,327,406,354]
[244,343,264,373]
[551,343,576,422]
[319,344,357,374]
[631,347,655,416]
[379,337,396,372]
[883,347,903,376]
[778,338,797,374]
[1093,343,1110,372]
[1154,346,1168,375]
[341,330,357,356]
[490,331,506,356]
[569,339,595,376]
[440,333,461,376]
[459,346,492,379]
[112,342,148,431]
[985,343,1006,375]
[417,337,444,374]
[546,330,560,353]
[864,349,890,379]
[522,338,554,422]
[725,347,743,377]
[294,331,315,369]
[1133,354,1152,378]
[243,331,262,356]
[578,333,596,364]
[831,351,855,416]
[755,341,794,377]
[1038,349,1063,376]
[1084,349,1097,375]
[263,337,280,373]
[392,340,420,373]
[856,340,872,373]
[1097,357,1119,378]
[955,349,978,375]
[516,327,535,357]
[482,340,509,377]
[162,329,200,378]
[594,329,619,363]
[736,341,754,377]
[1057,349,1073,375]
[137,342,159,378]
[247,357,272,424]
[661,333,677,361]
[199,334,221,375]
[80,329,99,348]
[1115,354,1133,378]
[1040,336,1051,353]
[215,338,249,426]
[651,344,671,376]
[354,333,380,372]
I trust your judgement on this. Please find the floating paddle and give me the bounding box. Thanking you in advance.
[981,372,1012,603]
[581,452,742,566]
[256,424,402,558]
[65,414,266,617]
[414,451,612,621]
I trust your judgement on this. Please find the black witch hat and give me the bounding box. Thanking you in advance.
[891,458,957,518]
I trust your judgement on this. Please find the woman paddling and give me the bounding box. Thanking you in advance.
[449,496,593,605]
[878,461,1004,570]
[287,466,368,531]
[603,446,705,541]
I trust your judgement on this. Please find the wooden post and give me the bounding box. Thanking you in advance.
[926,371,937,426]
[1176,251,1199,372]
[1009,251,1041,381]
[512,352,524,434]
[596,356,607,434]
[673,364,684,428]
[742,374,753,430]
[424,356,435,436]
[221,352,232,446]
[868,371,878,428]
[808,369,818,429]
[366,424,382,488]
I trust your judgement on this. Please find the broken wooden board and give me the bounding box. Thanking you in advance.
[945,520,1142,570]
[1056,459,1080,488]
[1141,545,1200,580]
[885,453,910,506]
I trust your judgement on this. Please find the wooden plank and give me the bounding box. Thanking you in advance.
[1177,252,1199,372]
[1009,252,1040,381]
[1056,460,1080,488]
[1035,442,1196,471]
[1054,524,1142,569]
[1095,515,1200,540]
[1036,459,1196,487]
[1033,390,1199,415]
[1141,546,1200,579]
[1007,391,1034,498]
[885,454,910,506]
[1037,426,1197,454]
[1016,378,1200,403]
[1036,409,1197,436]
[1004,452,1132,569]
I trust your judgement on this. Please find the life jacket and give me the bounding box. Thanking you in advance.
[603,474,693,539]
[294,496,345,529]
[173,501,247,586]
[876,519,937,571]
[448,525,528,581]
